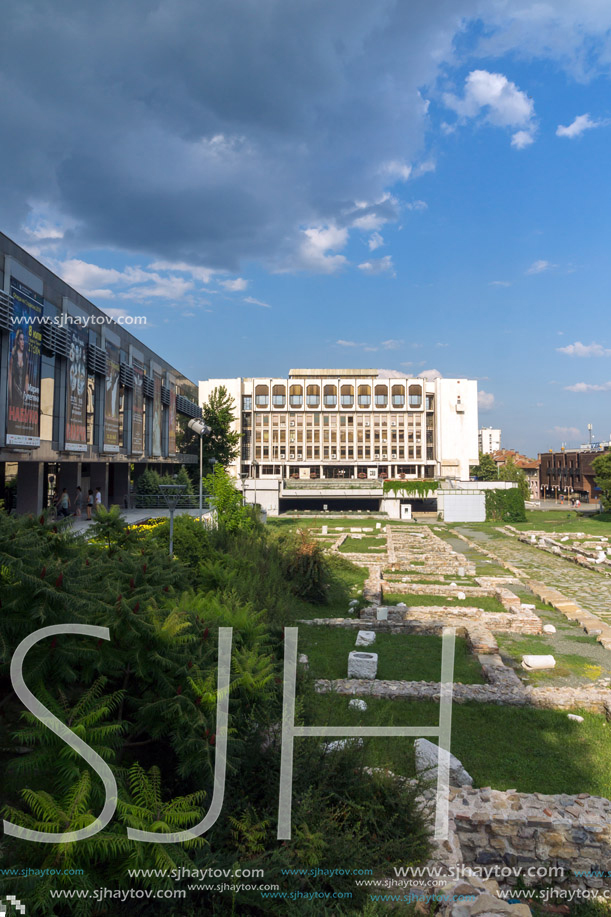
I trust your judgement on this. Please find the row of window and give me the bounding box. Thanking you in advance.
[243,387,434,410]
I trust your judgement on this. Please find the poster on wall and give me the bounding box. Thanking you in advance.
[168,383,176,455]
[65,326,88,451]
[6,279,43,446]
[131,359,144,454]
[152,371,162,456]
[103,340,120,452]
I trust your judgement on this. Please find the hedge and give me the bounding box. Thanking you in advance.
[485,488,526,522]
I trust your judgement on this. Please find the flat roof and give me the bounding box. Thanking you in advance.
[289,368,380,377]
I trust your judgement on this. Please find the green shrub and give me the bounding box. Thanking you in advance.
[280,529,329,604]
[485,487,526,522]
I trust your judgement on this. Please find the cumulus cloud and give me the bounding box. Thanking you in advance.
[220,277,248,292]
[419,368,443,380]
[565,381,611,392]
[443,69,536,148]
[294,225,348,274]
[526,259,555,274]
[556,113,604,138]
[358,255,395,276]
[557,341,611,357]
[368,232,384,251]
[3,1,611,277]
[478,390,495,411]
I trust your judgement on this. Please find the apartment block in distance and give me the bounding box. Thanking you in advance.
[478,426,501,454]
[199,369,480,517]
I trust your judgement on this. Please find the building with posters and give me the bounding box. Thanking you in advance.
[199,370,479,516]
[0,232,201,514]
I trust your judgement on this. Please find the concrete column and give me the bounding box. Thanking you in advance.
[16,462,45,515]
[88,462,109,509]
[110,463,131,509]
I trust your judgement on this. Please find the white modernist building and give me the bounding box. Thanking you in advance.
[478,427,501,455]
[199,369,480,517]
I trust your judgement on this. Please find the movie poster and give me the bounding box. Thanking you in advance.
[103,340,120,452]
[131,359,144,454]
[6,279,43,446]
[168,382,176,455]
[152,371,162,456]
[65,326,88,451]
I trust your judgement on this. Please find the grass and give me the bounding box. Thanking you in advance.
[338,536,387,553]
[286,554,369,622]
[302,694,611,797]
[496,634,605,683]
[296,626,485,684]
[382,592,510,614]
[458,510,611,536]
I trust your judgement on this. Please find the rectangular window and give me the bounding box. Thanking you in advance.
[243,395,252,410]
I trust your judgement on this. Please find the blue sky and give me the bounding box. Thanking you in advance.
[2,0,611,456]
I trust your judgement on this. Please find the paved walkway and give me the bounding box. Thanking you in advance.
[462,528,611,624]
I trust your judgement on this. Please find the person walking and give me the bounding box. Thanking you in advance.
[95,487,102,513]
[57,488,71,518]
[74,486,83,517]
[86,489,94,520]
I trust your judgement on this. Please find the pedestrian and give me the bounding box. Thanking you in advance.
[87,489,94,520]
[74,486,83,517]
[95,487,102,513]
[57,488,71,518]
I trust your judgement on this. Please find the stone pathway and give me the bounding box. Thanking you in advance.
[460,528,611,625]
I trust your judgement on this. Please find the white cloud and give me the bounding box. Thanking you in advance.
[380,339,403,350]
[556,113,603,138]
[358,255,395,276]
[511,130,535,149]
[405,200,428,211]
[478,390,495,411]
[565,381,611,392]
[296,225,348,273]
[220,277,248,291]
[526,259,555,275]
[557,341,611,357]
[368,232,384,251]
[443,70,536,148]
[419,368,443,380]
[380,160,412,182]
[336,339,362,347]
[243,296,271,308]
[549,426,581,438]
[489,280,511,286]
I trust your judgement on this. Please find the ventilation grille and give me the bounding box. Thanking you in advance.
[0,291,12,331]
[120,363,135,388]
[161,384,170,406]
[142,375,155,399]
[41,324,71,359]
[176,395,202,418]
[87,343,107,375]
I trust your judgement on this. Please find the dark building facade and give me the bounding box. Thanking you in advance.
[538,448,607,502]
[0,232,200,514]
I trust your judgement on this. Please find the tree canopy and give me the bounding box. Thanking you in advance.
[201,385,241,469]
[592,451,611,510]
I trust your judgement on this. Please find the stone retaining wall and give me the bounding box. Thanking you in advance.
[450,787,611,888]
[314,677,611,715]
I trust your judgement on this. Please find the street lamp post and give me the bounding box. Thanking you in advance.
[252,458,259,515]
[188,419,211,522]
[159,483,186,556]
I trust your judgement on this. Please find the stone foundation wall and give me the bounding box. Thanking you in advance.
[450,787,611,889]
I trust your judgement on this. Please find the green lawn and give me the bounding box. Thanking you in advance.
[302,694,611,797]
[496,634,605,683]
[338,535,387,553]
[382,592,510,614]
[457,510,611,536]
[296,626,485,684]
